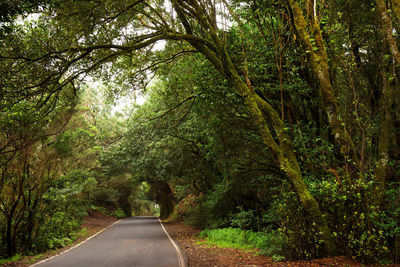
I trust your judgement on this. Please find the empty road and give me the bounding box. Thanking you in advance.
[33,217,183,267]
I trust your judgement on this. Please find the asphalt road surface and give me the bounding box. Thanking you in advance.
[33,217,182,267]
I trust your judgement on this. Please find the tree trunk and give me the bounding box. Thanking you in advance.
[150,181,176,220]
[172,1,336,255]
[251,89,337,255]
[373,0,397,206]
[230,71,336,255]
[6,202,17,257]
[392,0,400,21]
[376,0,400,66]
[6,215,13,256]
[373,74,394,206]
[286,0,357,163]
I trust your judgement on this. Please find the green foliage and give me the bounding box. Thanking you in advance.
[380,186,400,260]
[47,237,72,249]
[200,228,285,261]
[183,182,235,229]
[1,0,400,264]
[54,132,74,156]
[90,205,107,213]
[0,254,22,265]
[200,228,258,249]
[230,208,257,230]
[113,209,126,219]
[0,80,121,257]
[267,182,326,260]
[27,254,44,265]
[32,169,94,252]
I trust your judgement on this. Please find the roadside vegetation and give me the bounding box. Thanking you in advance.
[200,228,267,251]
[1,0,400,265]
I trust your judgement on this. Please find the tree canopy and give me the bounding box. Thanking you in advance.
[0,0,400,264]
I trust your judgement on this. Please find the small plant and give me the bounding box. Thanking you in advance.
[230,208,257,230]
[27,254,44,265]
[47,237,72,249]
[113,209,126,219]
[0,254,22,265]
[90,205,106,213]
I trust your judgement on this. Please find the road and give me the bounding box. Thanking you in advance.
[33,217,183,267]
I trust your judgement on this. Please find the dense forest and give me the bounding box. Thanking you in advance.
[0,0,400,264]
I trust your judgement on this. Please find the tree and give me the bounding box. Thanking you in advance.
[0,0,336,254]
[1,0,400,262]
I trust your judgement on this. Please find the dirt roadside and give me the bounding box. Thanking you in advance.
[163,220,362,267]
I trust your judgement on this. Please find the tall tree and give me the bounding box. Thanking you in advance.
[0,0,337,254]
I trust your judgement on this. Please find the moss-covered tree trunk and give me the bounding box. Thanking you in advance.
[172,1,336,255]
[391,0,400,21]
[377,0,400,66]
[232,74,336,256]
[286,0,397,210]
[286,0,357,162]
[373,75,395,206]
[374,0,397,206]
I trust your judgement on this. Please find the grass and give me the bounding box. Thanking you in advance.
[0,254,22,265]
[199,227,286,262]
[27,254,44,265]
[199,227,269,250]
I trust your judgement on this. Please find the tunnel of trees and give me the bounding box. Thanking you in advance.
[0,0,400,264]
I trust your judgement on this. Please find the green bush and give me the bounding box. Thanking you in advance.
[310,176,389,262]
[113,209,126,219]
[269,174,391,263]
[47,237,72,249]
[183,181,236,229]
[90,205,106,213]
[230,208,257,230]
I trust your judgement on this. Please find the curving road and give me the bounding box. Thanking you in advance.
[33,217,183,267]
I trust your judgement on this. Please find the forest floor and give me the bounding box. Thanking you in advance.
[163,220,363,267]
[3,211,118,267]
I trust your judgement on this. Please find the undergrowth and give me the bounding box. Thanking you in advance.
[200,227,285,261]
[0,254,22,265]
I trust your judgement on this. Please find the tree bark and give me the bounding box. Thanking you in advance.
[373,0,397,206]
[373,74,394,206]
[377,0,400,66]
[391,0,400,21]
[286,0,357,163]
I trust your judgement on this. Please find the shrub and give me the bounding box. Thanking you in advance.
[230,207,257,230]
[113,209,126,219]
[182,182,236,229]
